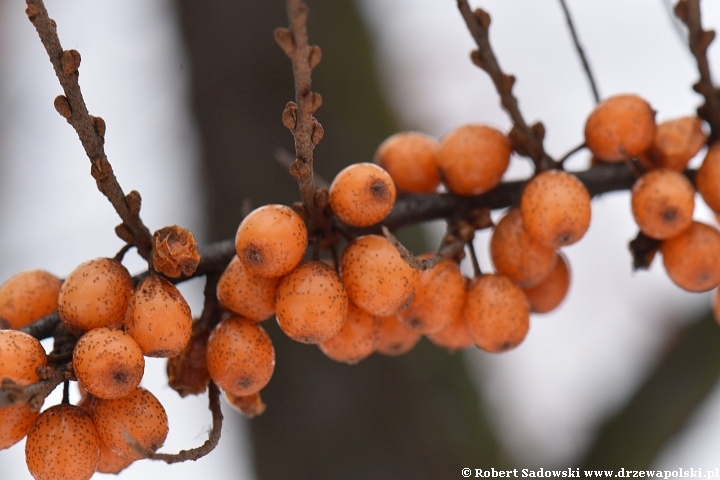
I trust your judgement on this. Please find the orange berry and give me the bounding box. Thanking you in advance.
[217,255,281,322]
[0,329,47,385]
[0,270,61,329]
[73,327,145,399]
[0,405,40,451]
[397,257,467,334]
[206,316,275,397]
[25,404,100,480]
[329,162,397,227]
[76,393,134,474]
[584,94,656,161]
[696,142,720,214]
[275,261,348,344]
[464,274,530,353]
[522,253,571,314]
[92,387,169,460]
[435,124,511,195]
[124,275,193,358]
[520,170,592,248]
[661,221,720,292]
[319,302,381,364]
[57,258,133,334]
[374,132,440,193]
[640,116,706,171]
[376,315,421,356]
[631,169,694,239]
[340,235,419,317]
[426,311,474,351]
[225,391,267,419]
[490,209,558,287]
[235,204,308,278]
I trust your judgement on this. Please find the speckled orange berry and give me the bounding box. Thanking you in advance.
[464,274,530,353]
[0,405,40,451]
[0,329,47,385]
[329,163,397,227]
[319,302,381,364]
[426,312,473,351]
[490,209,558,287]
[696,142,720,214]
[585,94,656,161]
[520,170,592,248]
[374,132,440,193]
[661,221,720,292]
[0,270,61,329]
[73,327,145,399]
[640,116,706,171]
[631,169,694,240]
[25,404,100,480]
[57,258,133,335]
[206,316,275,397]
[376,315,421,356]
[522,253,571,314]
[235,204,308,278]
[225,391,266,419]
[435,124,511,196]
[217,255,281,322]
[275,261,348,344]
[76,393,134,474]
[124,275,193,358]
[397,257,467,334]
[341,235,419,317]
[92,387,168,460]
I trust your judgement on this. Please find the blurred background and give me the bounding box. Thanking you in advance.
[1,0,720,478]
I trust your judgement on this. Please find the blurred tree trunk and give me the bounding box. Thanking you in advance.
[174,0,507,478]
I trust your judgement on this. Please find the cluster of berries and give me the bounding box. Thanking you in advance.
[0,257,194,478]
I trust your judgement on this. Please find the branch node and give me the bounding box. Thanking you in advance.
[281,102,298,130]
[305,91,323,113]
[473,8,491,30]
[90,157,112,182]
[290,159,311,180]
[311,119,324,145]
[273,27,296,55]
[470,50,485,69]
[60,49,81,75]
[53,95,71,119]
[90,115,106,138]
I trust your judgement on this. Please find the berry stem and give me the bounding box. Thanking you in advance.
[558,0,600,104]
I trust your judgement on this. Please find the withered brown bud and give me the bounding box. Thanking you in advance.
[307,92,323,112]
[282,102,298,130]
[311,120,324,145]
[125,190,142,216]
[467,207,493,230]
[225,391,266,418]
[115,223,135,244]
[25,5,39,18]
[314,188,329,210]
[470,50,485,69]
[474,8,491,30]
[152,225,201,278]
[167,331,210,397]
[308,45,322,68]
[53,95,71,119]
[90,115,106,138]
[90,157,112,182]
[61,49,81,75]
[274,27,295,55]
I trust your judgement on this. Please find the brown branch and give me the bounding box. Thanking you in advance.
[273,147,329,189]
[558,0,600,104]
[275,0,325,226]
[675,0,720,143]
[25,0,153,259]
[456,0,557,172]
[0,362,74,411]
[19,311,60,340]
[129,382,223,463]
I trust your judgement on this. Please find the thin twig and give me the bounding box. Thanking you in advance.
[0,362,75,411]
[129,382,223,463]
[674,0,720,143]
[558,0,600,104]
[456,0,557,172]
[19,311,60,340]
[25,0,154,259]
[274,147,329,189]
[466,240,482,277]
[275,0,325,226]
[558,142,588,166]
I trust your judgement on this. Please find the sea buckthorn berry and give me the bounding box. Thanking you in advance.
[376,315,421,356]
[374,132,440,193]
[235,204,308,278]
[340,235,419,317]
[0,329,47,385]
[58,258,133,334]
[584,94,656,161]
[76,393,134,474]
[25,404,100,480]
[125,275,193,357]
[329,162,397,227]
[73,327,145,399]
[397,256,467,334]
[522,253,571,314]
[217,255,281,322]
[640,116,707,171]
[0,405,40,450]
[166,331,211,397]
[490,209,558,287]
[319,302,381,364]
[660,221,720,292]
[426,311,473,351]
[92,387,169,460]
[435,124,511,196]
[0,270,61,329]
[206,316,275,397]
[275,261,348,344]
[520,170,592,248]
[631,169,694,240]
[696,143,720,214]
[464,274,530,353]
[225,391,267,419]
